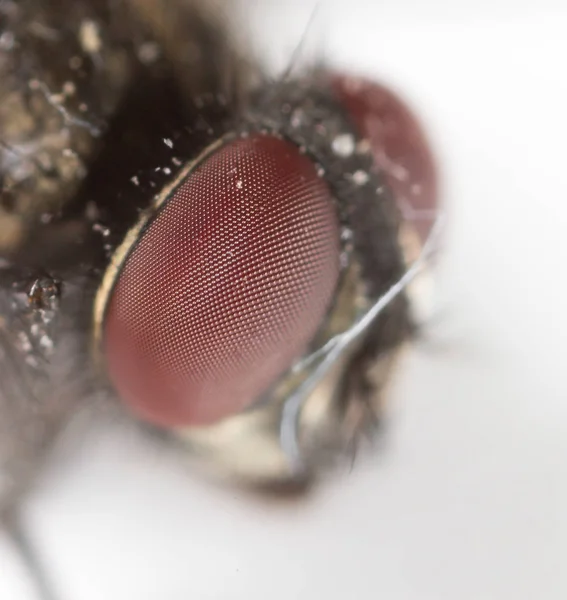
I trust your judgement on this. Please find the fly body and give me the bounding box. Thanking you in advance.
[0,0,439,547]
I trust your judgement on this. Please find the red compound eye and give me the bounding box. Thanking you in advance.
[334,76,438,242]
[103,135,341,427]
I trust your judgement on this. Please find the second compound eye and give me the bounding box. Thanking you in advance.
[333,75,438,243]
[101,135,341,428]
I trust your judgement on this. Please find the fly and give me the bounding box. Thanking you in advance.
[0,0,440,598]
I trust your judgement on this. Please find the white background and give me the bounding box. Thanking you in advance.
[2,1,567,598]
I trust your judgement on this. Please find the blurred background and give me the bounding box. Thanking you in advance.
[2,0,567,598]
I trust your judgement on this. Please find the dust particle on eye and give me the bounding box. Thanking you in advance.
[332,133,355,158]
[291,109,304,128]
[93,223,110,237]
[62,81,76,97]
[352,170,369,186]
[79,20,102,55]
[39,334,54,352]
[0,31,15,50]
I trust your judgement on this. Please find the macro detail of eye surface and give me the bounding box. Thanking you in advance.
[90,63,438,483]
[102,135,341,427]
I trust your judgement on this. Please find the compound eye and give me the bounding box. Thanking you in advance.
[103,135,341,427]
[334,76,438,242]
